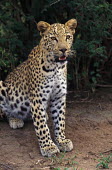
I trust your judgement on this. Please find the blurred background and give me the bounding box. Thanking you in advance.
[0,0,112,90]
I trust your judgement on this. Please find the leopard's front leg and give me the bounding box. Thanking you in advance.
[50,93,73,152]
[30,97,59,157]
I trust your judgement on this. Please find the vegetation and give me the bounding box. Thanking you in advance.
[96,154,112,169]
[47,152,78,169]
[0,0,112,89]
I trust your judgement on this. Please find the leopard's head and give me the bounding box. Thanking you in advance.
[37,19,77,62]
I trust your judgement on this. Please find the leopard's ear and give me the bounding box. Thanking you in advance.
[65,19,77,34]
[37,21,50,36]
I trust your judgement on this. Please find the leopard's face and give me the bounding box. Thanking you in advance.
[37,19,77,62]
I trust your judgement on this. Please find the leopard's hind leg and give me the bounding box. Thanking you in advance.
[0,81,24,129]
[0,81,8,113]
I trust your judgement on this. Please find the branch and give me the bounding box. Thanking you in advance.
[96,84,112,88]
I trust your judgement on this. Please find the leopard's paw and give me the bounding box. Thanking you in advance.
[9,117,24,129]
[56,138,73,152]
[40,144,60,157]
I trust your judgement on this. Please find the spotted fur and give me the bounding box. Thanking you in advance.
[0,19,77,157]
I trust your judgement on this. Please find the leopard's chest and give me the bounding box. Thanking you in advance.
[34,66,66,99]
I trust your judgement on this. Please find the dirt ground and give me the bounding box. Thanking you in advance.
[0,88,112,170]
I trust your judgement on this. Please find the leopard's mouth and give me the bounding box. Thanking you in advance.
[59,55,67,61]
[54,54,67,62]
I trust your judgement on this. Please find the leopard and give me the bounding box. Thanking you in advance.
[0,19,77,157]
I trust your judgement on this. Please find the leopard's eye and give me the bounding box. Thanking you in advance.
[51,37,57,41]
[66,35,71,40]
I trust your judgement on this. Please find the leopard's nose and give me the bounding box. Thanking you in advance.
[60,48,67,53]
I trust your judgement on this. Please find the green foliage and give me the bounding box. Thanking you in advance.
[47,153,78,169]
[96,154,112,169]
[71,0,112,89]
[0,0,37,79]
[0,0,112,89]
